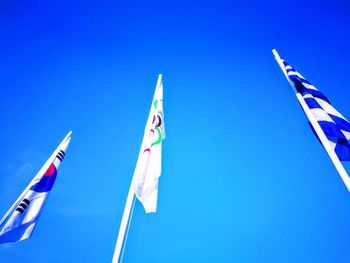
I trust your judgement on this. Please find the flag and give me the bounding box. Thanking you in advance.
[273,51,350,161]
[0,131,72,244]
[133,74,165,213]
[273,49,350,191]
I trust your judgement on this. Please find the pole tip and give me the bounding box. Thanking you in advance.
[64,131,72,142]
[272,49,282,61]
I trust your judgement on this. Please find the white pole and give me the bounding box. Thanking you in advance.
[272,49,350,192]
[112,181,136,263]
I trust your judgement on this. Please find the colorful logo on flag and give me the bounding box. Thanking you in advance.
[31,163,58,193]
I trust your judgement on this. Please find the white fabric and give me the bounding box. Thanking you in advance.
[315,97,347,120]
[134,79,165,213]
[303,82,318,91]
[0,191,48,238]
[310,108,334,123]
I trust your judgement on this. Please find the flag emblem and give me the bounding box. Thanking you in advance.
[31,163,58,193]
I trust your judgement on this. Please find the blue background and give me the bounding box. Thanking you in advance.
[1,0,350,262]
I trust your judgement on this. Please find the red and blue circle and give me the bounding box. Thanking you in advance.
[31,163,58,193]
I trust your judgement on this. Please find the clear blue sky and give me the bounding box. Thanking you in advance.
[1,0,350,262]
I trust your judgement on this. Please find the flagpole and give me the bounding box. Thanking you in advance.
[112,74,163,262]
[112,181,136,263]
[272,49,350,191]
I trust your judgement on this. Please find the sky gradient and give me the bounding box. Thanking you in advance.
[1,1,350,262]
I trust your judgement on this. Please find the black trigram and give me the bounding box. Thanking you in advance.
[56,150,65,162]
[16,199,30,214]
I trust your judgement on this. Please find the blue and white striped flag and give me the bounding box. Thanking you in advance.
[0,132,72,244]
[273,49,350,190]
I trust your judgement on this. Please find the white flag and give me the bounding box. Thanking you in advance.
[133,75,165,213]
[0,132,72,244]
